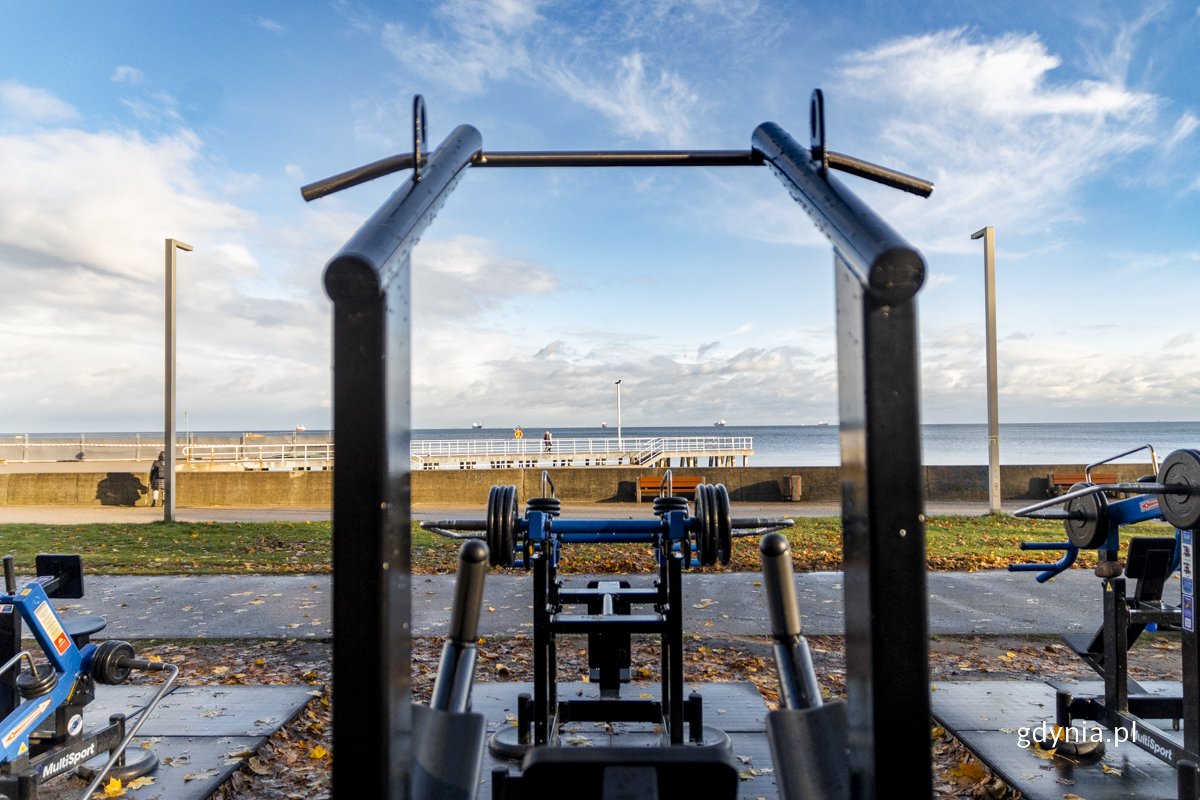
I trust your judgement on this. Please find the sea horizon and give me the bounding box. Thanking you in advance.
[4,421,1197,468]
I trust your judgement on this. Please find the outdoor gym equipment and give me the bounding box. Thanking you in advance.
[316,89,932,798]
[1012,447,1200,797]
[0,555,177,800]
[422,471,793,755]
[411,540,489,800]
[760,532,848,800]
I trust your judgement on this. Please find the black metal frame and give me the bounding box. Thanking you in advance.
[321,95,930,799]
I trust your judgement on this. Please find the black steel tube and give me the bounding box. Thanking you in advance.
[825,150,933,197]
[301,153,416,201]
[474,149,760,168]
[752,122,926,305]
[325,123,481,800]
[303,149,762,201]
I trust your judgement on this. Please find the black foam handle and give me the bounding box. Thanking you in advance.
[449,540,489,644]
[760,533,802,637]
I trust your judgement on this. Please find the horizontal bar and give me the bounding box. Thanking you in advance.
[825,150,932,198]
[303,149,760,201]
[474,150,761,168]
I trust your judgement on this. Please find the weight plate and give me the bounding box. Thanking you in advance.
[486,486,502,567]
[500,485,518,567]
[702,484,719,567]
[715,483,733,566]
[693,485,710,566]
[1158,449,1200,530]
[1063,483,1109,549]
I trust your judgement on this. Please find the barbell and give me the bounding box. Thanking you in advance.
[1014,448,1200,545]
[422,481,791,569]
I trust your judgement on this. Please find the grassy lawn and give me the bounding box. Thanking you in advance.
[0,515,1176,575]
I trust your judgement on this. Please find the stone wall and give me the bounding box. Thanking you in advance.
[0,463,1158,506]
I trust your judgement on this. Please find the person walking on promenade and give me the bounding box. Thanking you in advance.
[543,430,553,453]
[150,451,165,507]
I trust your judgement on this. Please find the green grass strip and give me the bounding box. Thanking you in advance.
[0,515,1176,575]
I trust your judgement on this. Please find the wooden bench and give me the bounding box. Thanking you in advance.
[1048,472,1119,496]
[636,475,705,502]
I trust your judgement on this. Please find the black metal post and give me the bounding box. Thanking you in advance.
[324,124,481,799]
[754,121,930,800]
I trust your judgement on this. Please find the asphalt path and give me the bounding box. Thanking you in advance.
[0,502,1130,640]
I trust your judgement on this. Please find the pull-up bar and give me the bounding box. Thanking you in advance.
[301,91,933,201]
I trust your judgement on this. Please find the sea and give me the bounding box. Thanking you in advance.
[7,421,1199,467]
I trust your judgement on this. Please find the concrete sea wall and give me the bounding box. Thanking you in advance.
[0,463,1158,507]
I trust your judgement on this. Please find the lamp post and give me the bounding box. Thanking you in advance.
[164,238,193,522]
[970,226,1001,514]
[615,379,623,452]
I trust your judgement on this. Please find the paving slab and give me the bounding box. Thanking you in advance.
[19,684,314,800]
[474,681,775,800]
[932,680,1185,800]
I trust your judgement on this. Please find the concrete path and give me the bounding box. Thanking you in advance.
[53,568,1125,640]
[1,502,1118,640]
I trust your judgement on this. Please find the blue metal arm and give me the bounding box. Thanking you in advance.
[1008,541,1079,583]
[0,579,91,763]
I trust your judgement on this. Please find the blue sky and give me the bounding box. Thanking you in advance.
[1,0,1197,432]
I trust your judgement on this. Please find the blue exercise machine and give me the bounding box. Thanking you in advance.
[0,555,176,800]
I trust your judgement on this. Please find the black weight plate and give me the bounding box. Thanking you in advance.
[1063,483,1108,549]
[486,486,501,567]
[1158,449,1200,529]
[693,485,710,566]
[702,484,719,567]
[715,483,733,566]
[500,485,518,567]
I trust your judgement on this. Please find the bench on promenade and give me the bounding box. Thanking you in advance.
[1048,471,1119,496]
[635,475,705,502]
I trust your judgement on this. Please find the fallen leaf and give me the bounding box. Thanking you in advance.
[125,777,154,790]
[183,768,220,782]
[100,777,124,797]
[309,744,329,759]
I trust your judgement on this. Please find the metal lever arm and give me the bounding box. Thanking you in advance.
[760,533,822,710]
[430,540,489,713]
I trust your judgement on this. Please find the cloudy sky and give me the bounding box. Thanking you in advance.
[2,1,1197,432]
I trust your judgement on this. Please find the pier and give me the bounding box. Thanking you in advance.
[409,436,754,470]
[0,435,754,472]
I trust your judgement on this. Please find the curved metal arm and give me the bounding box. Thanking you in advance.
[1008,541,1079,583]
[1086,444,1158,478]
[541,470,556,499]
[731,517,796,537]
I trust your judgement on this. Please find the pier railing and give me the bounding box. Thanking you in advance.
[410,436,752,460]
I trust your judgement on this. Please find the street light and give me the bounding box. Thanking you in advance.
[615,379,623,451]
[970,226,1001,514]
[164,238,193,522]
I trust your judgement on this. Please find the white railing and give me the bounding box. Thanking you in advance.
[1,436,752,469]
[408,436,753,459]
[180,442,334,464]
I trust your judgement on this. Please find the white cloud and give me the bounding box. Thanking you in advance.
[380,0,540,94]
[111,66,145,84]
[545,53,699,146]
[0,82,77,125]
[0,111,340,431]
[833,29,1167,253]
[257,17,287,33]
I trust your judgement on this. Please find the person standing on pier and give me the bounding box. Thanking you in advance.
[543,430,553,453]
[149,451,165,507]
